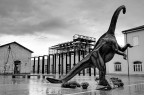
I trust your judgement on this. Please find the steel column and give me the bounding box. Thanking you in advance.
[37,56,40,74]
[42,56,45,74]
[33,57,36,73]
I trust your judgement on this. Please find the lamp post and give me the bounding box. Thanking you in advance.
[126,33,130,76]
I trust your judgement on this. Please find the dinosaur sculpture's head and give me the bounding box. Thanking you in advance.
[121,5,126,14]
[107,5,126,35]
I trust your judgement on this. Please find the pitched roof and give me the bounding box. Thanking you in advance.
[0,41,33,53]
[122,25,144,34]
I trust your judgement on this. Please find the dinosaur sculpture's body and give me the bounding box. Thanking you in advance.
[46,5,133,86]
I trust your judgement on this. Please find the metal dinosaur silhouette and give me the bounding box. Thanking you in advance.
[46,5,133,86]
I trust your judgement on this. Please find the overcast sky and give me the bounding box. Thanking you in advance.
[0,0,144,56]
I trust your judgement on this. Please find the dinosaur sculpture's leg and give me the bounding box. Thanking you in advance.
[46,53,92,83]
[91,50,109,86]
[98,66,109,86]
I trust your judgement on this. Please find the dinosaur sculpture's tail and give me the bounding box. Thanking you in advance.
[46,53,91,83]
[107,5,126,34]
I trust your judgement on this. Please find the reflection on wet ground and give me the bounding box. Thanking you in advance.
[1,75,144,95]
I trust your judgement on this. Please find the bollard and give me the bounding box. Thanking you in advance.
[12,75,15,78]
[27,75,30,78]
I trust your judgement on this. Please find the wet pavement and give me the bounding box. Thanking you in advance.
[0,74,144,95]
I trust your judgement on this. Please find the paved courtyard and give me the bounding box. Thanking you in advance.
[0,74,144,95]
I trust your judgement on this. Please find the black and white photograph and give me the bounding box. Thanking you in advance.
[0,0,144,95]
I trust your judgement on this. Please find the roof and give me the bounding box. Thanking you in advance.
[0,41,33,53]
[122,25,144,34]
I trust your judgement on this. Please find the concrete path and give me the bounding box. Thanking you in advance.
[0,75,144,95]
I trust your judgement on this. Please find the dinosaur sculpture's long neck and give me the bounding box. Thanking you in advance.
[107,5,126,35]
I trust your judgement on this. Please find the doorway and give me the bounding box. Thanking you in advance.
[14,60,21,74]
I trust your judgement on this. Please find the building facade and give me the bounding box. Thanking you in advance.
[107,25,144,76]
[0,42,33,74]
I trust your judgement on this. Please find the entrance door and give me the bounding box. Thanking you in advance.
[14,60,21,74]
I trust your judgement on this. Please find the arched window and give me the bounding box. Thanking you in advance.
[133,61,142,72]
[114,62,121,71]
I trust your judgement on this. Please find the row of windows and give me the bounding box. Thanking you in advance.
[114,61,142,72]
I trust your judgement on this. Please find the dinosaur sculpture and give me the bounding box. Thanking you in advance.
[46,5,133,86]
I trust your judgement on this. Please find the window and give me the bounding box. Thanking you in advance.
[133,61,142,72]
[114,62,121,71]
[133,36,139,46]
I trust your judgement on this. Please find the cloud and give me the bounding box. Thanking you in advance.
[0,17,69,35]
[0,0,144,39]
[0,0,83,37]
[1,0,144,56]
[0,0,33,17]
[0,0,111,36]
